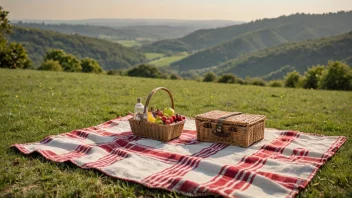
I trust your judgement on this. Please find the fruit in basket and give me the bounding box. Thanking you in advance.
[169,117,174,123]
[156,109,163,116]
[161,116,167,122]
[155,119,163,124]
[147,112,155,122]
[163,107,175,116]
[165,120,171,124]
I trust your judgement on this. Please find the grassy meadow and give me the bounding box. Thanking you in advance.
[149,52,189,67]
[0,69,351,197]
[144,52,165,61]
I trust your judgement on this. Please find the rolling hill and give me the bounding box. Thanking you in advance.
[13,19,243,40]
[170,11,352,71]
[209,31,352,79]
[8,26,147,70]
[143,11,352,55]
[13,23,161,40]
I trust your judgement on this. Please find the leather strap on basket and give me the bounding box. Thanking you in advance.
[212,112,242,137]
[142,87,175,121]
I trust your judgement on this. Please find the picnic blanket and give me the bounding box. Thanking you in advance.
[13,115,346,198]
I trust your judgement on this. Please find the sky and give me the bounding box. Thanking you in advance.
[2,0,352,22]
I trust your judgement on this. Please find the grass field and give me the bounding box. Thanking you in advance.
[1,69,351,197]
[149,52,189,67]
[115,40,142,47]
[144,52,165,61]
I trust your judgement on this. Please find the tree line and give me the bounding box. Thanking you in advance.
[201,61,352,91]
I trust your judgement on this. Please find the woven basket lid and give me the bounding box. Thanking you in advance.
[195,110,266,126]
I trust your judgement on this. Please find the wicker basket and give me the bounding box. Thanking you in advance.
[195,110,265,147]
[128,87,185,142]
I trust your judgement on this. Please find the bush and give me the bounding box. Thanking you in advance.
[81,57,103,73]
[268,80,283,87]
[203,72,217,82]
[244,77,266,86]
[319,61,352,90]
[38,59,62,71]
[0,42,32,69]
[127,64,162,78]
[303,65,325,89]
[218,73,237,83]
[284,71,301,88]
[44,49,82,72]
[107,70,123,75]
[170,74,182,80]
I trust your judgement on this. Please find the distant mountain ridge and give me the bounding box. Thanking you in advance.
[9,26,147,69]
[12,19,243,40]
[208,31,352,79]
[13,23,161,40]
[168,11,352,71]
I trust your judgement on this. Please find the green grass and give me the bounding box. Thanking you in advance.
[149,52,189,67]
[115,40,141,47]
[1,69,351,197]
[144,52,165,61]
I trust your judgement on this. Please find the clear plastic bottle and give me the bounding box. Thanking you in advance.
[134,98,144,120]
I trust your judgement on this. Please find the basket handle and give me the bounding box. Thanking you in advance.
[143,87,175,115]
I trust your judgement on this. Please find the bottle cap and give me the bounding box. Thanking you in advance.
[137,98,141,103]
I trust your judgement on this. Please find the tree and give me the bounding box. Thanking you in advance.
[38,60,62,71]
[218,74,239,83]
[203,72,217,82]
[127,64,162,78]
[44,49,81,72]
[284,71,301,88]
[0,42,32,69]
[303,65,325,89]
[80,57,103,73]
[60,54,81,72]
[0,6,32,69]
[0,6,12,46]
[319,61,352,90]
[44,49,66,62]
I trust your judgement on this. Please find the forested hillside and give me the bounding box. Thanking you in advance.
[144,11,352,54]
[212,31,352,79]
[8,26,147,69]
[14,23,160,40]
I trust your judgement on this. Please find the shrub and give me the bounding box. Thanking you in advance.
[107,70,123,75]
[38,59,62,71]
[60,54,82,72]
[203,72,217,82]
[170,74,182,80]
[127,64,162,78]
[218,73,237,83]
[284,71,301,88]
[81,57,103,73]
[245,77,266,86]
[319,61,352,90]
[44,49,82,72]
[0,42,32,69]
[303,65,325,89]
[268,80,283,87]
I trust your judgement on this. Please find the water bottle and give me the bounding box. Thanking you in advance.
[134,98,144,120]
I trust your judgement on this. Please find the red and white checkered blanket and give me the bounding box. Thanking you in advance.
[13,115,346,198]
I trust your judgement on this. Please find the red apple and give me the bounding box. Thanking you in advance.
[169,117,174,123]
[161,116,167,122]
[165,120,171,124]
[157,111,164,117]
